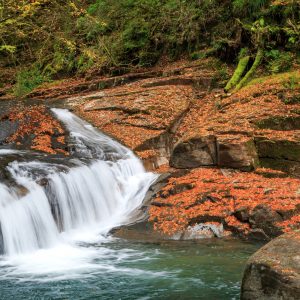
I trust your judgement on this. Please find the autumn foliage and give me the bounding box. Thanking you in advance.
[149,167,300,237]
[6,105,68,155]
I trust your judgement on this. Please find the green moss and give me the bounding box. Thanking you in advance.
[224,55,250,92]
[234,48,264,92]
[255,138,300,162]
[246,71,300,89]
[256,116,300,131]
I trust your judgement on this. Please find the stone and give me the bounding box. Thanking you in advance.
[260,158,300,177]
[247,228,270,241]
[241,231,300,300]
[0,120,18,144]
[181,223,221,240]
[249,205,283,238]
[181,226,214,240]
[255,116,300,131]
[168,182,195,195]
[170,136,217,168]
[234,207,249,222]
[217,137,259,170]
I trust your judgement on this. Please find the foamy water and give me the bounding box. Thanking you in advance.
[0,109,157,277]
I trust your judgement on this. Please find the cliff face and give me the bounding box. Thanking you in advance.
[1,59,300,240]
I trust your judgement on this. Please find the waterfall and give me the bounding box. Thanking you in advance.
[0,109,157,256]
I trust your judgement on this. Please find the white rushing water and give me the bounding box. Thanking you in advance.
[0,109,157,277]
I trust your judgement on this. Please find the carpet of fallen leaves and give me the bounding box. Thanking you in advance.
[6,105,68,155]
[75,82,193,150]
[19,58,218,157]
[149,167,300,237]
[71,68,300,173]
[176,71,300,144]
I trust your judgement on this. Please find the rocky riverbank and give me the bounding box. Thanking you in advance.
[1,59,300,242]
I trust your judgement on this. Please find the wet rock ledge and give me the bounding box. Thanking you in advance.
[241,231,300,300]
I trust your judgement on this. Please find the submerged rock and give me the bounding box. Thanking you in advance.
[241,231,300,300]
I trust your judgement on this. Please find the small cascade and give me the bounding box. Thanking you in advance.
[0,109,157,256]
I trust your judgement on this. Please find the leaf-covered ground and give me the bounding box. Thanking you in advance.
[149,167,300,239]
[3,105,68,155]
[176,71,300,144]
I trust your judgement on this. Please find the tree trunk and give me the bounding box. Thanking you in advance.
[234,48,264,92]
[224,55,250,92]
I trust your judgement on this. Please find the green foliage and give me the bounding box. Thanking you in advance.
[190,51,207,60]
[216,66,230,82]
[283,74,300,91]
[0,0,299,92]
[0,45,16,54]
[265,50,294,74]
[233,0,270,16]
[14,67,50,97]
[83,0,224,66]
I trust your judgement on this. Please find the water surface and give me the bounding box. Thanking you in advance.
[0,238,260,300]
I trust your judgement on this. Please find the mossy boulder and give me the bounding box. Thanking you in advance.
[259,158,300,177]
[256,116,300,131]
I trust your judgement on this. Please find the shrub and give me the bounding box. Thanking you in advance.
[266,50,294,74]
[14,67,50,98]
